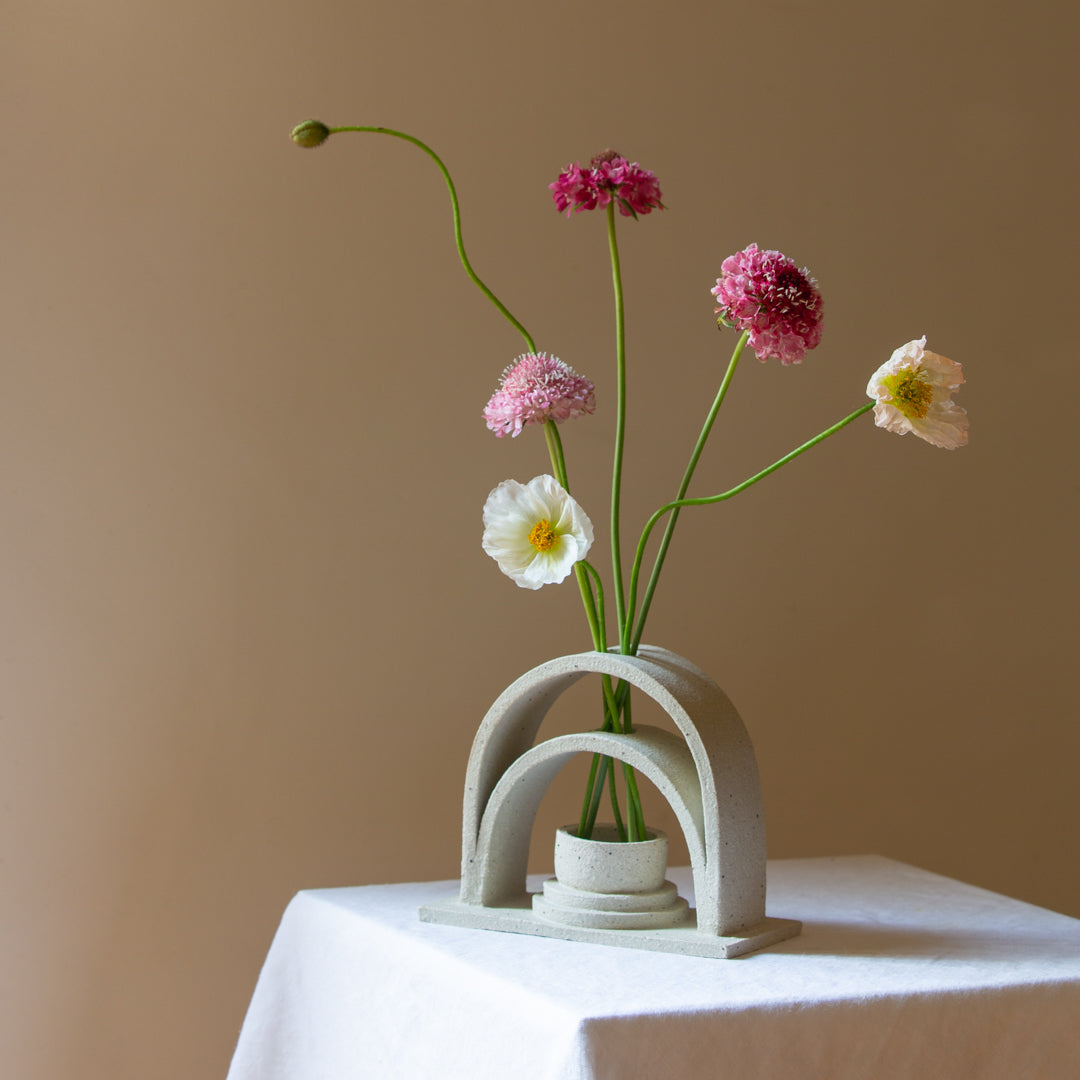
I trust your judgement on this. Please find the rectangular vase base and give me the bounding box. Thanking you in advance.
[419,894,801,959]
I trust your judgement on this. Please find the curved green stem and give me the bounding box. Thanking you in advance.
[540,424,625,770]
[598,204,639,836]
[606,202,629,643]
[581,755,609,836]
[576,558,642,840]
[542,420,624,746]
[628,401,875,653]
[608,765,627,842]
[326,125,536,353]
[621,330,749,654]
[619,693,646,841]
[579,561,608,651]
[543,420,570,490]
[579,205,644,840]
[540,422,608,665]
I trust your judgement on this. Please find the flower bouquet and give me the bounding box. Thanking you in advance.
[290,119,968,860]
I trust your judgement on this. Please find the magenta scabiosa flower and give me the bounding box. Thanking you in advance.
[711,244,824,365]
[550,150,664,219]
[483,352,596,438]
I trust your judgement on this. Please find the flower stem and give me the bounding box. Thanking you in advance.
[581,755,609,837]
[627,401,875,653]
[543,420,570,490]
[577,754,602,837]
[542,423,608,667]
[623,331,748,653]
[325,126,536,353]
[606,202,629,644]
[576,564,623,748]
[543,421,599,638]
[579,561,608,651]
[608,765,627,842]
[619,694,646,842]
[544,417,632,839]
[577,204,646,842]
[542,419,626,770]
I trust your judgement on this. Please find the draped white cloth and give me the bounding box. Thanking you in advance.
[227,856,1080,1079]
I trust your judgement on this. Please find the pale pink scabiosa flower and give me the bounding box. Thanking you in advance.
[550,150,665,219]
[483,351,596,438]
[482,475,594,589]
[867,337,969,449]
[711,243,824,365]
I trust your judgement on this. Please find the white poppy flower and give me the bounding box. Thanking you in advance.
[867,337,969,449]
[482,475,594,589]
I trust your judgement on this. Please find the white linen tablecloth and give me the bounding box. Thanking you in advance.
[227,855,1080,1079]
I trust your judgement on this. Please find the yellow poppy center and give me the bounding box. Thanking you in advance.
[883,367,934,420]
[528,519,558,552]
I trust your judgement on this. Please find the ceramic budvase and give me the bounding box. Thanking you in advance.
[420,646,800,958]
[533,825,690,930]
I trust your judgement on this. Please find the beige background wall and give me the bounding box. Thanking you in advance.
[3,1,1077,1077]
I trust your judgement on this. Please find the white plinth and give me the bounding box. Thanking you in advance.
[227,856,1080,1080]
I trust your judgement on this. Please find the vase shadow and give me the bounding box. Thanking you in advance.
[765,919,1061,962]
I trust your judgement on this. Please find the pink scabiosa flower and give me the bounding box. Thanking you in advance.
[867,337,969,449]
[483,352,596,438]
[711,244,824,365]
[550,150,665,219]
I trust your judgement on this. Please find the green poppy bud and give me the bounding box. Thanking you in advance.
[291,120,330,149]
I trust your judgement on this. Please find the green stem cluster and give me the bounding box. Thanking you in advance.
[303,122,876,845]
[547,421,645,843]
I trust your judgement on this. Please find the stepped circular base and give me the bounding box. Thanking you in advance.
[533,877,690,930]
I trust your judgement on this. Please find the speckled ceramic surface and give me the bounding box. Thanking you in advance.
[532,825,689,930]
[419,646,800,957]
[553,825,668,893]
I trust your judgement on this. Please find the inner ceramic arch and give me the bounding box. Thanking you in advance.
[459,645,768,937]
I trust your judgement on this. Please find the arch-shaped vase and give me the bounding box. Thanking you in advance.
[419,646,801,958]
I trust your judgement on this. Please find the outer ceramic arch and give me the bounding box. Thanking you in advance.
[459,645,766,936]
